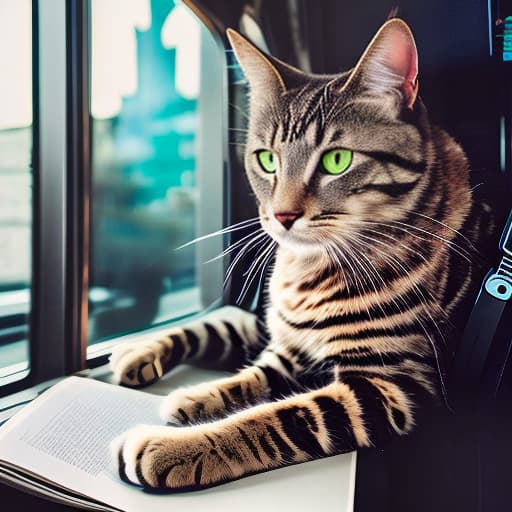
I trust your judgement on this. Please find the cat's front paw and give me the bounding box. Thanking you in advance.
[109,335,180,387]
[159,369,267,425]
[111,425,169,488]
[111,424,238,490]
[159,382,229,425]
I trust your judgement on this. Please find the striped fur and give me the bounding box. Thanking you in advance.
[109,306,263,388]
[110,19,489,491]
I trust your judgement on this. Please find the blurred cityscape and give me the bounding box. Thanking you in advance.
[89,0,201,342]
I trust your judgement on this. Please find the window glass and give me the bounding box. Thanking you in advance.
[0,0,32,379]
[89,0,206,345]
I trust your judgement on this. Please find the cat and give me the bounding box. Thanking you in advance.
[109,18,484,491]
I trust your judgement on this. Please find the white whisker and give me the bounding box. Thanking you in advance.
[236,241,277,305]
[223,234,268,288]
[361,220,473,263]
[229,102,250,120]
[204,229,266,264]
[394,207,478,251]
[175,217,260,250]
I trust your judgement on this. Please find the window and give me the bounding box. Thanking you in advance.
[0,0,227,391]
[87,0,225,351]
[0,0,32,382]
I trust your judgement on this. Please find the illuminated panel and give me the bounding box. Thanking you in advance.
[504,16,512,61]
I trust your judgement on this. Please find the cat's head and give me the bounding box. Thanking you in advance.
[228,19,430,256]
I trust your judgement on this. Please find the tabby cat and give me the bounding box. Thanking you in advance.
[110,19,483,491]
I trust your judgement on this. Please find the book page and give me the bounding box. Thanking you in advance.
[0,376,356,512]
[17,380,161,476]
[0,377,162,503]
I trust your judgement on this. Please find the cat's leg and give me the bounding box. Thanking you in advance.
[109,306,264,387]
[113,370,435,490]
[158,347,298,424]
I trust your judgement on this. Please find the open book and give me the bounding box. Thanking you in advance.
[0,376,357,512]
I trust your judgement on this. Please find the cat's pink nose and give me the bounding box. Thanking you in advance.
[274,211,303,230]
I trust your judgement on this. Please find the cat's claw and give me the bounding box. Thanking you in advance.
[109,342,166,387]
[159,380,242,425]
[159,383,212,425]
[111,425,171,488]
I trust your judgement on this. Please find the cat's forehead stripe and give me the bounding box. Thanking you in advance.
[281,84,331,143]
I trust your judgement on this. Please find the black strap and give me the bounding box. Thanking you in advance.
[450,209,512,405]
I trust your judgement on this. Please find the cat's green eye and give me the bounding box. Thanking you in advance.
[321,149,353,175]
[257,150,278,173]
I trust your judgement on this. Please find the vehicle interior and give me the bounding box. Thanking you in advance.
[0,0,511,510]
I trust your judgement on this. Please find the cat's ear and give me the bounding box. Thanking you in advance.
[227,28,305,99]
[342,19,419,109]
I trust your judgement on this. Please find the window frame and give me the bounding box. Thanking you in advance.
[0,0,84,397]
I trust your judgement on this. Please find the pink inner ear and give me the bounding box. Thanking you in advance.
[382,24,418,102]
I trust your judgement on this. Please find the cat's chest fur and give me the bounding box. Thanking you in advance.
[266,249,364,358]
[264,246,436,376]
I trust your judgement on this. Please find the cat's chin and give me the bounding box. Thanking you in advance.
[271,232,325,257]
